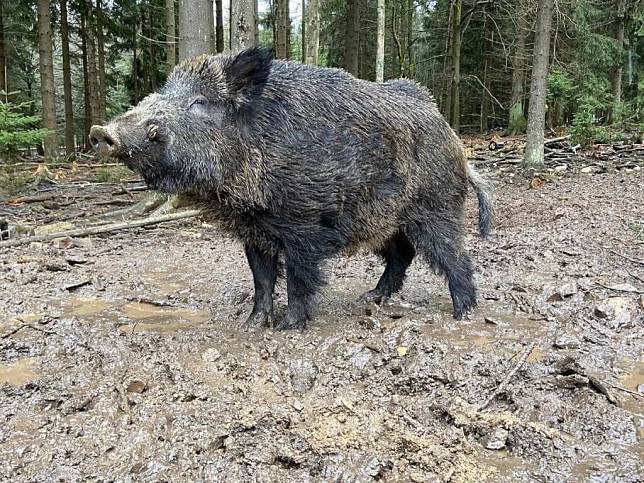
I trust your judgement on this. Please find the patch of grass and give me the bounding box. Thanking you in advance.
[95,165,134,183]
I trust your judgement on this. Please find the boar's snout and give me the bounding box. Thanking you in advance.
[90,125,121,157]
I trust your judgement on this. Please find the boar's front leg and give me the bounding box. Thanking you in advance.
[275,253,324,331]
[244,244,278,328]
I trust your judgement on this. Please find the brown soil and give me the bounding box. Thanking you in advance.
[1,162,643,482]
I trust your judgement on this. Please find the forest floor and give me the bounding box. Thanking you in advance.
[0,139,643,482]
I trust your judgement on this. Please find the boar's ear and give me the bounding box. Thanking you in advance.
[224,47,272,107]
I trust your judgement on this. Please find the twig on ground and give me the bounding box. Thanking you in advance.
[595,281,644,295]
[604,381,644,399]
[610,250,644,266]
[1,320,58,339]
[0,210,200,248]
[479,342,536,411]
[627,271,644,284]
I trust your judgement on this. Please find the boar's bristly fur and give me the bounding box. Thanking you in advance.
[90,47,494,330]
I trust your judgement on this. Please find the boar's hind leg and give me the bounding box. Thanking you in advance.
[408,220,476,320]
[275,254,324,331]
[244,244,278,328]
[359,231,416,304]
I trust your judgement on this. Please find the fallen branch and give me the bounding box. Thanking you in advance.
[544,135,571,146]
[0,210,201,248]
[479,342,536,411]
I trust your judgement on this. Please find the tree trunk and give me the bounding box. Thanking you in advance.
[96,0,106,124]
[274,0,290,59]
[60,0,75,157]
[405,0,414,78]
[344,0,360,76]
[231,0,257,52]
[523,0,554,167]
[85,0,100,128]
[166,0,177,71]
[178,0,214,60]
[508,10,527,135]
[443,1,453,119]
[609,0,625,122]
[449,0,462,133]
[37,0,58,161]
[81,13,91,148]
[0,0,6,95]
[132,28,139,103]
[301,0,306,63]
[480,18,492,133]
[305,0,320,65]
[375,0,385,82]
[215,0,224,53]
[143,7,152,93]
[389,1,403,77]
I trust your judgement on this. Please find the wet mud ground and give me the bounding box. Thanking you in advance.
[0,163,643,481]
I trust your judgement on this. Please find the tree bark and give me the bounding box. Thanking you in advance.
[443,1,453,120]
[305,0,320,65]
[231,0,257,52]
[178,0,214,60]
[85,0,101,128]
[344,0,360,76]
[132,26,139,103]
[508,10,527,135]
[274,0,290,59]
[60,0,75,157]
[36,0,58,161]
[0,1,6,95]
[480,16,492,133]
[405,0,414,78]
[215,0,224,53]
[96,0,107,124]
[166,0,177,72]
[449,0,462,133]
[143,6,152,93]
[301,0,306,63]
[81,13,91,148]
[523,0,554,167]
[609,0,625,122]
[375,0,385,82]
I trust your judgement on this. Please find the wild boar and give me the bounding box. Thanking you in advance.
[90,47,493,330]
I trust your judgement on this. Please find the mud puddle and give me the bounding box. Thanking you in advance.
[62,297,211,333]
[0,359,39,386]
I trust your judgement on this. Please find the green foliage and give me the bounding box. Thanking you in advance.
[0,96,50,160]
[570,109,627,147]
[547,67,575,124]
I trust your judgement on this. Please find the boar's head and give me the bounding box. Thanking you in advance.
[89,47,272,194]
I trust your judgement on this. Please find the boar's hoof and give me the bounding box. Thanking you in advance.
[357,290,386,305]
[452,297,477,320]
[275,312,307,331]
[244,310,272,329]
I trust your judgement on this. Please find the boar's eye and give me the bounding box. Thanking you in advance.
[147,123,160,141]
[188,96,210,115]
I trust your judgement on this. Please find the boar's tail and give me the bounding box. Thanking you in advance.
[466,163,494,237]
